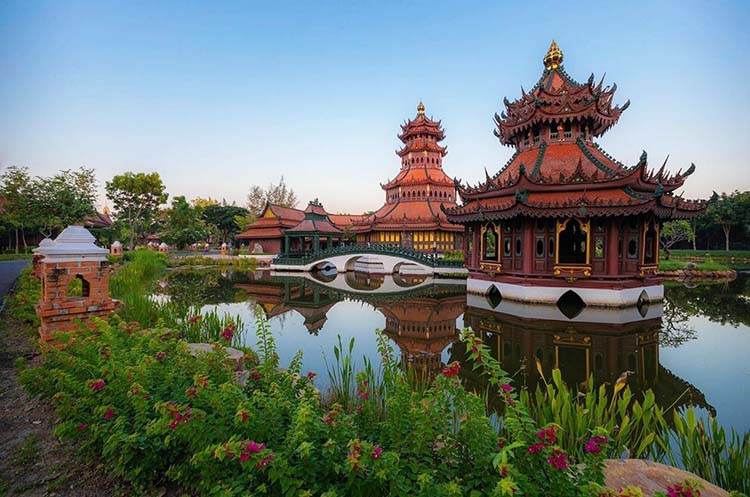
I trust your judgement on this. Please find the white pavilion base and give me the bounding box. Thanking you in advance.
[467,278,663,308]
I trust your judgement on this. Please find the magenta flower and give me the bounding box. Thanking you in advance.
[239,411,249,422]
[221,328,234,341]
[307,371,316,380]
[246,441,266,454]
[547,450,570,470]
[155,351,167,361]
[371,446,383,459]
[188,315,201,324]
[441,362,461,378]
[104,407,115,421]
[584,435,609,454]
[536,426,557,445]
[89,379,106,391]
[77,423,87,431]
[500,383,513,393]
[528,442,545,454]
[256,453,274,468]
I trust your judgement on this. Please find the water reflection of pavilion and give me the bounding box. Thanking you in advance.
[458,301,714,414]
[231,270,713,413]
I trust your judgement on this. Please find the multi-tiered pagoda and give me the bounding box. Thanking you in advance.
[444,42,706,307]
[348,103,464,253]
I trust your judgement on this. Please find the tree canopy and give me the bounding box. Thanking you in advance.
[246,176,298,218]
[202,204,248,243]
[705,191,750,251]
[161,196,209,249]
[105,172,168,250]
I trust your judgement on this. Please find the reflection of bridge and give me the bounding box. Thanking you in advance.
[271,270,465,296]
[271,244,467,276]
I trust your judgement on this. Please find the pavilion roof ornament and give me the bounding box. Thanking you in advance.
[417,101,425,115]
[543,40,564,70]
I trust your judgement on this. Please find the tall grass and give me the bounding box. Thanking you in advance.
[520,368,670,462]
[661,408,750,494]
[110,248,244,346]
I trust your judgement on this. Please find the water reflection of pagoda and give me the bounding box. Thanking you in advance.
[379,294,464,382]
[458,302,714,414]
[235,272,338,334]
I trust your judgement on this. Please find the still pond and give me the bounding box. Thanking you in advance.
[155,269,750,434]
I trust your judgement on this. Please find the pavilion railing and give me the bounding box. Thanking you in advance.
[272,243,465,268]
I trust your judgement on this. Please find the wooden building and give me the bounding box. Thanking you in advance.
[444,42,706,307]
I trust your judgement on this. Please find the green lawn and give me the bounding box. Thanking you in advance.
[0,253,33,261]
[659,258,731,271]
[667,249,750,259]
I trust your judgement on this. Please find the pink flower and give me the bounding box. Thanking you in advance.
[221,327,234,341]
[441,362,461,378]
[256,453,274,468]
[536,426,557,445]
[246,441,265,454]
[239,452,250,463]
[500,383,513,393]
[528,442,544,454]
[307,371,316,380]
[104,407,115,421]
[371,446,383,459]
[89,379,106,391]
[155,351,167,361]
[77,423,86,431]
[585,435,609,454]
[239,411,249,422]
[547,450,570,470]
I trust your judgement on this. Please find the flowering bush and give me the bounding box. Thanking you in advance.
[19,310,636,497]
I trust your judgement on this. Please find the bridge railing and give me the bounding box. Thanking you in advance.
[272,243,464,268]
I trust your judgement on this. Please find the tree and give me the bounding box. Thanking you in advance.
[33,168,97,237]
[706,191,750,251]
[659,220,694,259]
[246,176,298,217]
[203,204,248,243]
[0,166,35,252]
[161,196,209,249]
[105,172,168,250]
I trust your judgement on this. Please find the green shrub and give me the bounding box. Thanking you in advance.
[7,266,40,326]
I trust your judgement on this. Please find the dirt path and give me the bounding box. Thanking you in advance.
[0,311,122,495]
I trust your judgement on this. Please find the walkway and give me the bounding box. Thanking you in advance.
[0,260,30,308]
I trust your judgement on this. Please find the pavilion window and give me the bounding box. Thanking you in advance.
[535,238,545,258]
[594,237,605,258]
[482,225,499,261]
[557,219,589,264]
[515,237,522,256]
[503,238,512,257]
[549,123,559,140]
[548,236,555,257]
[643,221,658,265]
[563,121,572,139]
[627,237,638,259]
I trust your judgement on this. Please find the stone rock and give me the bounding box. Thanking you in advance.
[684,262,698,270]
[187,343,245,371]
[603,459,729,497]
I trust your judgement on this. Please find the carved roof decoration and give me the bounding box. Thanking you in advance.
[494,41,630,146]
[444,42,707,222]
[397,102,448,158]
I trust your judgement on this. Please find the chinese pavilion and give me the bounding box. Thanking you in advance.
[347,102,464,253]
[444,42,706,307]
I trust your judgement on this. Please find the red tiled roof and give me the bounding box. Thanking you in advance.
[351,199,462,232]
[381,164,455,190]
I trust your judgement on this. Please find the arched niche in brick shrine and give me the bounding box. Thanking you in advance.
[33,225,116,344]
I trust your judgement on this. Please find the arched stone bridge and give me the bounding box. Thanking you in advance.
[271,243,467,277]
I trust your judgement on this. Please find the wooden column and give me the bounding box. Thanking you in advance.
[522,221,534,274]
[606,220,619,276]
[472,225,481,269]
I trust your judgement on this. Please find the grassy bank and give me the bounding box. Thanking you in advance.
[659,259,732,272]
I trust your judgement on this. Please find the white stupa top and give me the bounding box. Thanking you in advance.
[33,226,109,262]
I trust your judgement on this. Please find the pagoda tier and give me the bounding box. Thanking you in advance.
[495,40,629,147]
[444,42,707,307]
[346,103,464,253]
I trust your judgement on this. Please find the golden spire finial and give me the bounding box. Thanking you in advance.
[543,40,564,70]
[417,101,425,115]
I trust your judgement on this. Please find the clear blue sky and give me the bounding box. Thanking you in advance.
[0,1,747,214]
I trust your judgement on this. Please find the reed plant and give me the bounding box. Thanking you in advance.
[519,368,670,462]
[662,408,750,494]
